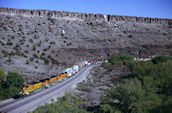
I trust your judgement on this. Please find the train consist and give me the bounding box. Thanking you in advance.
[134,57,153,61]
[20,58,108,95]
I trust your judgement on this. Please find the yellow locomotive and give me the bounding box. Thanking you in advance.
[20,73,67,95]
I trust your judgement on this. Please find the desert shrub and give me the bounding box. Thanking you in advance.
[50,41,55,45]
[11,36,15,39]
[33,94,90,113]
[108,54,133,65]
[50,58,59,65]
[26,60,29,64]
[29,57,34,62]
[35,60,39,63]
[151,56,171,64]
[37,41,41,46]
[67,42,72,46]
[43,58,49,64]
[108,55,121,65]
[33,53,38,59]
[43,48,47,51]
[119,54,134,62]
[26,44,29,47]
[29,39,33,43]
[35,66,38,69]
[8,51,16,56]
[1,42,5,46]
[0,70,5,81]
[6,41,13,45]
[1,50,8,57]
[34,35,38,39]
[47,45,51,50]
[32,45,36,51]
[3,26,8,30]
[45,38,49,42]
[7,58,11,63]
[41,52,45,56]
[128,35,133,38]
[21,53,27,58]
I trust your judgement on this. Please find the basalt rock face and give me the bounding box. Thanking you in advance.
[0,8,172,82]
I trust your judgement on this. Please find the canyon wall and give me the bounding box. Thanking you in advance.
[0,8,171,25]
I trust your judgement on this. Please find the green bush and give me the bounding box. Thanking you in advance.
[6,72,24,88]
[100,78,162,113]
[0,70,5,81]
[33,94,91,113]
[108,54,134,65]
[151,56,171,64]
[0,71,24,99]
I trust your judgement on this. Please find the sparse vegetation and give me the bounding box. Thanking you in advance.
[128,35,133,38]
[43,58,49,64]
[32,45,36,51]
[41,52,45,56]
[6,41,13,45]
[1,50,8,57]
[29,57,34,62]
[50,57,59,65]
[67,42,72,46]
[11,36,15,39]
[21,53,27,58]
[45,38,49,42]
[33,53,38,58]
[29,39,33,43]
[33,94,90,113]
[26,60,29,64]
[37,41,42,46]
[50,41,55,45]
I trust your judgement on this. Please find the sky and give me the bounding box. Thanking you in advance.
[0,0,172,19]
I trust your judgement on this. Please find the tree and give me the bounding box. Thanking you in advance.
[0,70,5,82]
[101,78,162,113]
[119,54,134,62]
[151,56,171,64]
[5,72,24,88]
[4,87,20,98]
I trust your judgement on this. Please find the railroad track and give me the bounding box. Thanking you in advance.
[0,65,95,113]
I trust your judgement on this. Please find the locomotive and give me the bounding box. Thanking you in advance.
[20,58,108,95]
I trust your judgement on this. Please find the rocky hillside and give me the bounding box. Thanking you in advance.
[0,8,172,83]
[76,64,131,108]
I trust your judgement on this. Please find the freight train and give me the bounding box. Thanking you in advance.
[20,58,108,95]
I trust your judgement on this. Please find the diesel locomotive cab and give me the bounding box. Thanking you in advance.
[20,84,30,95]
